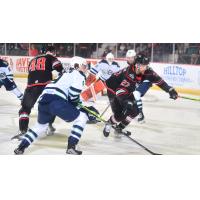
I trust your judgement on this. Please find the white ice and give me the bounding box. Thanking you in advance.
[0,78,200,155]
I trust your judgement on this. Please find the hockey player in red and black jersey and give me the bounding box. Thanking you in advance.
[12,46,64,140]
[103,53,178,137]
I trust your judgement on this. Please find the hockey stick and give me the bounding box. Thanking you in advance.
[179,95,200,102]
[79,104,162,155]
[121,132,162,155]
[100,103,110,117]
[78,104,107,122]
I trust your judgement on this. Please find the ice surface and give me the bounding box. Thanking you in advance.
[0,78,200,155]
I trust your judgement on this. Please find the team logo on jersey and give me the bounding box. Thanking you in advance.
[107,69,113,75]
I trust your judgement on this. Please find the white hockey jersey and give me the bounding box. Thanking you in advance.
[90,59,121,82]
[0,59,14,81]
[41,69,86,102]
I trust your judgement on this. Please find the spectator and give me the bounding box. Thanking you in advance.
[29,44,39,56]
[0,43,5,55]
[191,48,200,64]
[117,43,127,57]
[56,44,67,57]
[66,44,74,57]
[77,43,90,58]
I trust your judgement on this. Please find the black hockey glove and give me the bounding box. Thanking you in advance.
[80,106,100,121]
[68,96,81,107]
[0,72,6,80]
[122,100,134,116]
[169,88,178,100]
[87,106,100,121]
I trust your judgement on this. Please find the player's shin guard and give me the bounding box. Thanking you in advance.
[118,115,133,129]
[103,115,118,137]
[11,88,23,101]
[14,129,38,155]
[14,123,48,154]
[66,112,87,155]
[67,136,82,155]
[19,112,29,134]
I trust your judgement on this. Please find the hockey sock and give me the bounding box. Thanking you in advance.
[19,112,29,133]
[11,88,23,100]
[68,124,84,147]
[20,129,38,149]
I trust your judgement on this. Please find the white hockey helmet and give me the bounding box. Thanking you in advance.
[70,56,86,68]
[126,49,136,58]
[106,52,114,64]
[70,56,88,73]
[126,49,136,64]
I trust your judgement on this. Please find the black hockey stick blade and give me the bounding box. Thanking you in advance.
[122,132,162,155]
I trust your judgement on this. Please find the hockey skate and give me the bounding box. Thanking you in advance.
[11,131,26,140]
[66,145,82,155]
[14,147,25,155]
[46,124,56,136]
[112,124,123,138]
[14,143,27,155]
[86,119,101,124]
[137,112,145,124]
[113,124,131,137]
[103,122,112,137]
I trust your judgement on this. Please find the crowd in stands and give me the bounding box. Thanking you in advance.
[0,43,200,65]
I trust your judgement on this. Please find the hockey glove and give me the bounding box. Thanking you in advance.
[80,106,100,121]
[122,100,134,116]
[0,72,6,80]
[69,96,81,107]
[169,88,178,100]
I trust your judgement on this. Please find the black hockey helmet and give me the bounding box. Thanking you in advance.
[40,45,56,54]
[46,45,56,52]
[134,54,150,65]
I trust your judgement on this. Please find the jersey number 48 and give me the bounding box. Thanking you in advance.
[29,57,46,71]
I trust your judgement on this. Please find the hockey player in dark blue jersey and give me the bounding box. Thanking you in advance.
[0,59,23,100]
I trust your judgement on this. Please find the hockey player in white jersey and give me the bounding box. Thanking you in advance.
[14,56,99,155]
[81,52,121,101]
[0,59,23,100]
[90,52,121,82]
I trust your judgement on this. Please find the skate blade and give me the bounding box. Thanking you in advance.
[138,120,146,124]
[11,134,23,141]
[119,131,132,137]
